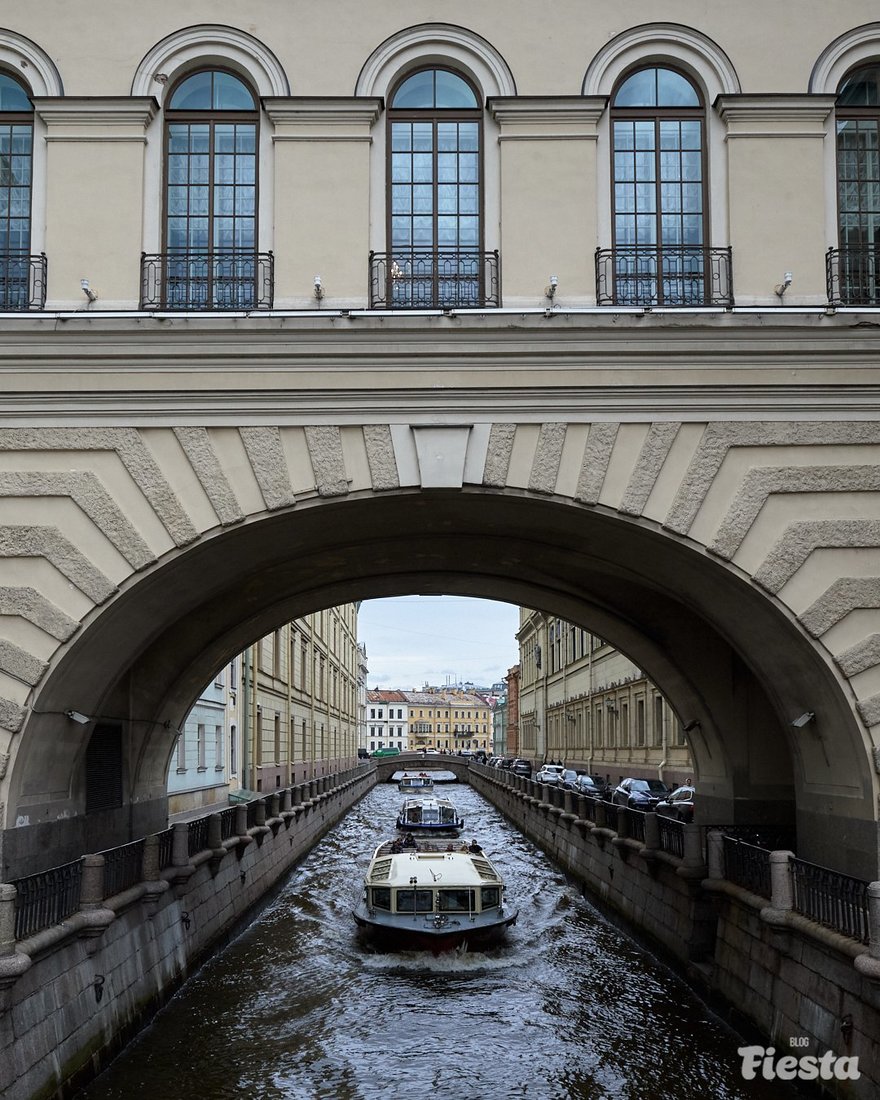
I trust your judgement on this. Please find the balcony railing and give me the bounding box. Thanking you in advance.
[0,252,47,311]
[827,246,880,307]
[140,251,274,311]
[369,250,500,309]
[595,245,733,308]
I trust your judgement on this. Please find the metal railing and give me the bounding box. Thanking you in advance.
[722,834,771,898]
[658,816,685,858]
[595,245,733,308]
[219,806,237,841]
[579,795,599,823]
[0,252,47,311]
[246,798,263,829]
[103,839,146,898]
[791,857,869,944]
[140,251,274,311]
[627,807,646,843]
[12,858,82,941]
[157,827,174,871]
[187,817,210,858]
[826,246,880,307]
[603,802,619,832]
[369,250,500,309]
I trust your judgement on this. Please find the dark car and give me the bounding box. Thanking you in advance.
[571,774,606,800]
[510,758,532,778]
[557,768,579,790]
[656,785,696,822]
[611,777,670,810]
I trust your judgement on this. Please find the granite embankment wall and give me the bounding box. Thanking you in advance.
[469,765,880,1099]
[0,765,376,1100]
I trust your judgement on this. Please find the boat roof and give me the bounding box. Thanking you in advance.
[367,840,501,889]
[398,796,458,810]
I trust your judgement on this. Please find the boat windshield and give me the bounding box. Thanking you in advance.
[396,889,433,912]
[371,887,391,910]
[481,886,500,910]
[438,888,475,913]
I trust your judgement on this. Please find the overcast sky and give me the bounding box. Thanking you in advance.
[357,596,520,691]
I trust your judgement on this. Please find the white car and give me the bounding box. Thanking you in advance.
[535,764,566,785]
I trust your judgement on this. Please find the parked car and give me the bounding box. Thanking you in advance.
[557,769,580,791]
[656,785,696,823]
[611,777,670,810]
[572,774,607,799]
[371,746,401,758]
[510,758,532,778]
[357,748,370,759]
[535,764,566,785]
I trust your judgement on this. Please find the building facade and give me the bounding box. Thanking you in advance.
[366,689,409,752]
[517,610,693,787]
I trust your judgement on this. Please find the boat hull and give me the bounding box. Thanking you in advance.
[353,907,518,954]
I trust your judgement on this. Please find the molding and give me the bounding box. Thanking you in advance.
[130,24,290,100]
[263,96,382,138]
[0,29,63,96]
[489,95,606,129]
[810,22,880,95]
[32,97,158,138]
[716,94,835,132]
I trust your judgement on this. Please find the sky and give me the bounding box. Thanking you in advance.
[357,596,520,691]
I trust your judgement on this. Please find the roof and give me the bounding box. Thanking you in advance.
[367,842,501,889]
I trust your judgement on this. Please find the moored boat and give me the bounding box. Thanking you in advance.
[397,772,435,791]
[396,795,464,833]
[353,837,517,952]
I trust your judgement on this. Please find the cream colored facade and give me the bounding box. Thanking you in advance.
[517,609,692,787]
[406,690,492,753]
[3,5,880,882]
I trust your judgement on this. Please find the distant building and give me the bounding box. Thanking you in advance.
[366,689,409,752]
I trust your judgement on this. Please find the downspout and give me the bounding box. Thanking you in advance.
[657,695,667,783]
[241,645,250,790]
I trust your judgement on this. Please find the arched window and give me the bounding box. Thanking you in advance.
[605,66,717,306]
[834,64,880,305]
[379,67,495,308]
[153,69,268,310]
[0,72,40,309]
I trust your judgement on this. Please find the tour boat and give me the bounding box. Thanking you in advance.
[396,795,465,833]
[397,772,435,791]
[353,837,518,952]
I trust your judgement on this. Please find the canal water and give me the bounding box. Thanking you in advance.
[80,781,799,1100]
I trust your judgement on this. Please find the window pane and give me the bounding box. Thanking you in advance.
[435,70,478,108]
[614,69,656,107]
[391,124,412,152]
[838,65,880,107]
[169,71,212,110]
[214,71,255,111]
[412,123,433,151]
[657,69,700,107]
[0,75,31,112]
[392,70,434,109]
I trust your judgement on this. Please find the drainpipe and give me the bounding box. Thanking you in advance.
[241,646,250,790]
[657,694,667,783]
[587,635,594,775]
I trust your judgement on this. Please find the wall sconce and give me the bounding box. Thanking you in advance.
[791,711,815,728]
[313,275,324,301]
[545,274,558,300]
[683,719,701,732]
[80,279,97,303]
[65,709,90,724]
[775,271,792,298]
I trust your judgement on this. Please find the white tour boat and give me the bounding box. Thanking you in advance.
[397,772,435,791]
[353,837,517,952]
[396,795,464,833]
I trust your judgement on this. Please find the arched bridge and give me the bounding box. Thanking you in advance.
[2,312,880,880]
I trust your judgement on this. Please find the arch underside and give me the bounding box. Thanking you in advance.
[4,483,876,880]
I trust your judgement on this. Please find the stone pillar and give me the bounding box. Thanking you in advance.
[235,804,249,837]
[706,830,725,879]
[268,793,280,819]
[207,813,223,851]
[677,823,708,879]
[292,784,303,806]
[644,812,660,852]
[616,807,630,840]
[0,884,16,956]
[142,834,160,882]
[254,799,267,828]
[80,854,106,908]
[868,882,880,960]
[769,850,795,912]
[171,822,190,868]
[279,789,291,813]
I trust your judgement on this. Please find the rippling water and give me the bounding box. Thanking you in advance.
[80,782,799,1100]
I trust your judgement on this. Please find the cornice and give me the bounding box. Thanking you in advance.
[32,97,159,136]
[263,96,382,138]
[715,93,836,129]
[488,96,607,136]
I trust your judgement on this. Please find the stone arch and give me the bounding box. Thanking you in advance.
[0,27,63,97]
[1,417,878,879]
[809,22,880,95]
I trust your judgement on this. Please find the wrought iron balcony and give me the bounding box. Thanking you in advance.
[826,246,880,307]
[595,245,733,308]
[140,251,274,311]
[0,252,47,311]
[369,250,500,309]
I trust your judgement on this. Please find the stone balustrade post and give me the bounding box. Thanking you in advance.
[562,789,574,816]
[292,784,303,806]
[866,883,880,960]
[268,793,280,819]
[254,799,267,827]
[594,801,607,829]
[706,829,725,879]
[80,854,106,909]
[769,850,795,912]
[644,812,660,851]
[0,884,16,956]
[171,822,190,867]
[279,789,291,813]
[207,813,222,851]
[141,834,160,882]
[235,804,249,837]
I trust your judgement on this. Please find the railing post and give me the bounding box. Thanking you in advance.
[769,850,795,912]
[142,834,160,882]
[855,881,880,983]
[644,812,660,852]
[0,884,16,957]
[706,828,725,879]
[235,803,249,837]
[171,822,190,868]
[80,854,106,908]
[207,813,223,852]
[676,822,707,880]
[616,807,630,840]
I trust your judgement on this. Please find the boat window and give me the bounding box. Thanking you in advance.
[481,886,500,910]
[395,889,434,912]
[438,888,475,912]
[371,887,391,910]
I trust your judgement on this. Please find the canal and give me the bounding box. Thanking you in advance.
[79,780,797,1099]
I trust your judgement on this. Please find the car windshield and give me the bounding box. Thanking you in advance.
[645,780,668,792]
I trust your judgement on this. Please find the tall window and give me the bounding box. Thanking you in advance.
[835,64,880,304]
[380,67,495,308]
[606,66,714,306]
[0,72,38,309]
[160,69,261,309]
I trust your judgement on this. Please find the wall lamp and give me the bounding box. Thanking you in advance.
[65,709,91,724]
[683,719,701,732]
[545,274,558,300]
[775,271,793,298]
[791,711,815,728]
[80,279,97,303]
[313,275,324,301]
